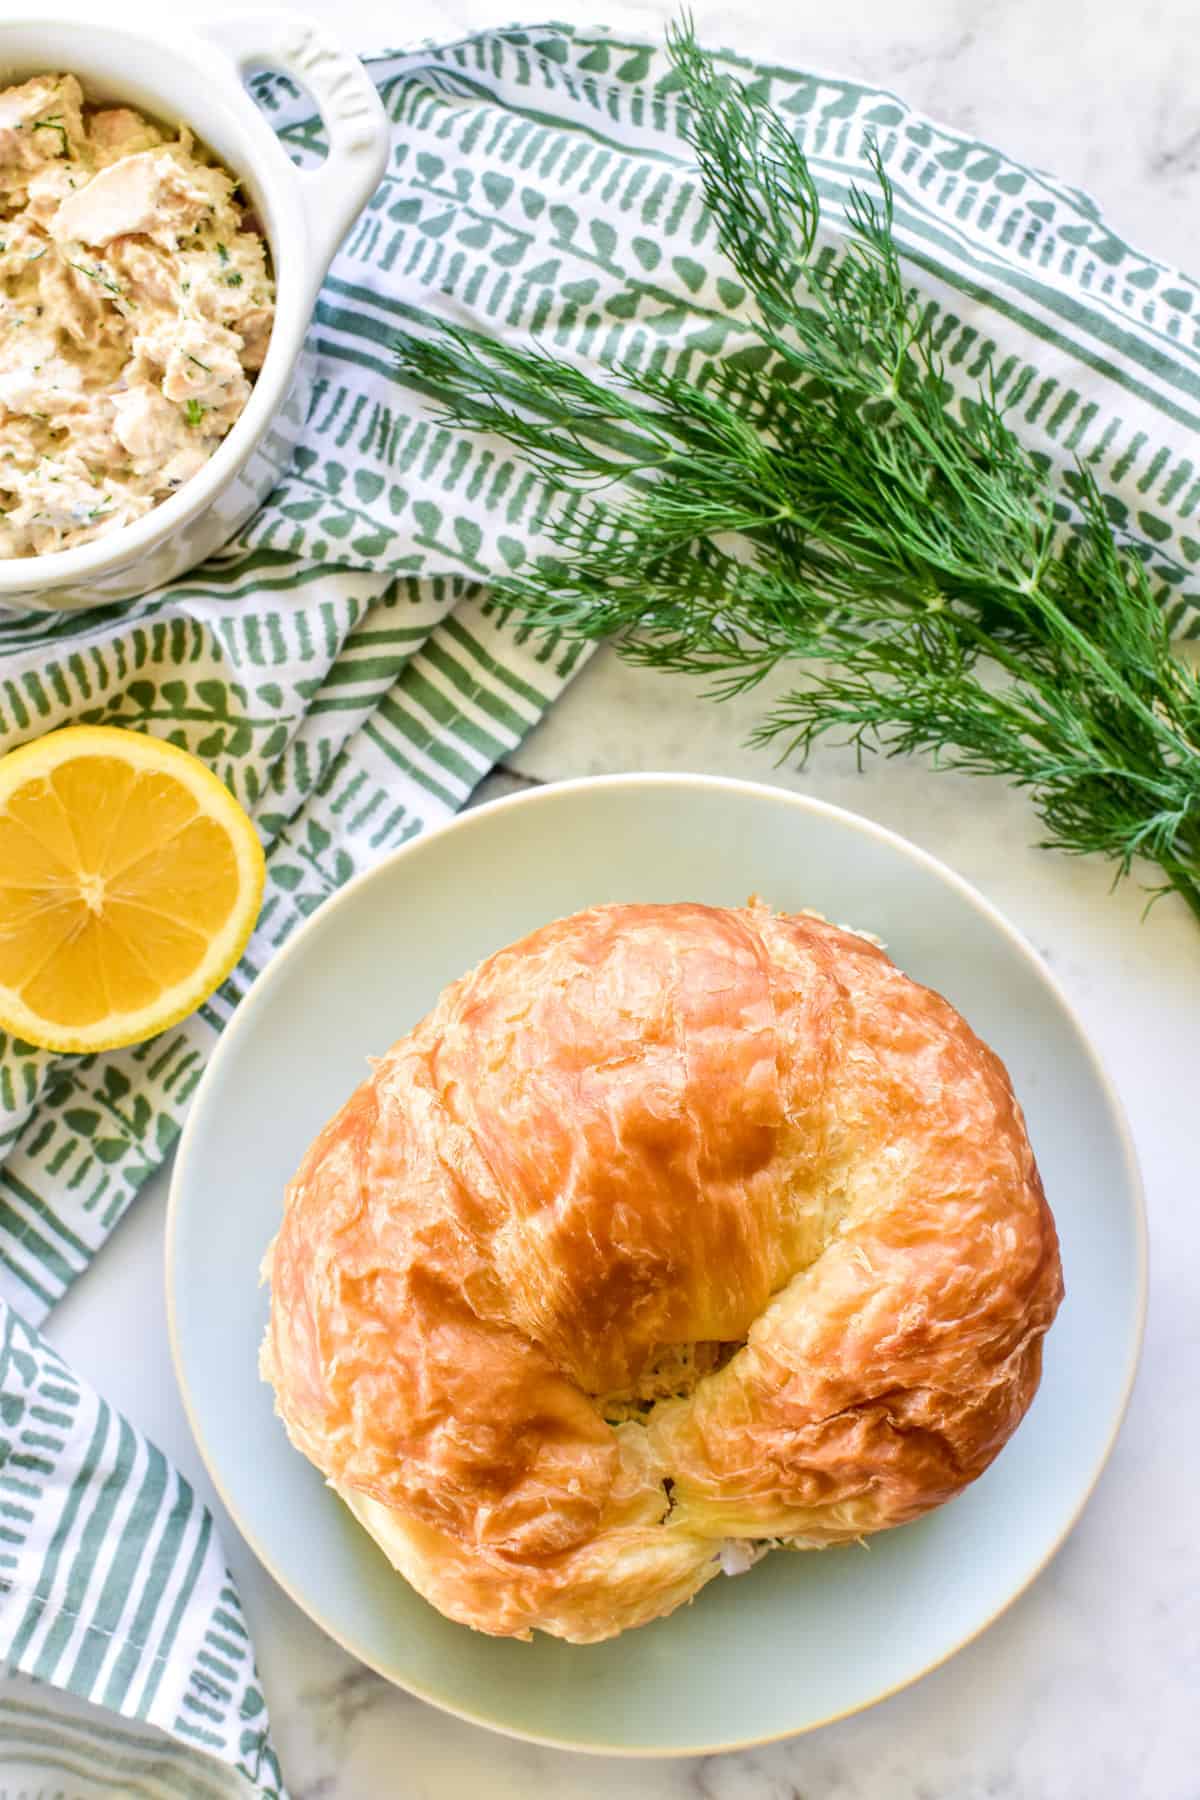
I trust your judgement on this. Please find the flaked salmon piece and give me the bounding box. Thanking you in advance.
[50,144,238,250]
[88,107,165,166]
[0,75,85,190]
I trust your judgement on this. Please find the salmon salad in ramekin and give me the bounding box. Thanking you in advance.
[0,72,275,557]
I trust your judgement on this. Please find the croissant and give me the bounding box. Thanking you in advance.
[260,902,1063,1643]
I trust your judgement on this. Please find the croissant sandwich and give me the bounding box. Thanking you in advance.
[260,901,1063,1643]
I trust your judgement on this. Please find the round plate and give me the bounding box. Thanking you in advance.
[166,774,1145,1754]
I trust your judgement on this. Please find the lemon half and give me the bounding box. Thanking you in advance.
[0,725,265,1054]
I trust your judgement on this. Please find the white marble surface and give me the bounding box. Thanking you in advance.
[44,2,1200,1796]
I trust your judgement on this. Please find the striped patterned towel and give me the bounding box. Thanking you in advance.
[2,21,1199,1795]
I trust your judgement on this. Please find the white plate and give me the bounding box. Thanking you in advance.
[167,774,1145,1753]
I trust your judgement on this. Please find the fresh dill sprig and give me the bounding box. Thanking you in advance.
[395,20,1200,926]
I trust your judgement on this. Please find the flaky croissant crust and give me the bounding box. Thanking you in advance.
[261,903,1062,1642]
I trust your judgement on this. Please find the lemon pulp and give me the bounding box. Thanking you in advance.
[0,726,265,1052]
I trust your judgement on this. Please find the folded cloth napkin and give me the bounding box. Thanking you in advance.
[0,1305,280,1794]
[2,20,1199,1795]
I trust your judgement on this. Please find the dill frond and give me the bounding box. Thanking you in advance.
[396,21,1200,926]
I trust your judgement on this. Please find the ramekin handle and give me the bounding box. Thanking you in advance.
[199,11,389,290]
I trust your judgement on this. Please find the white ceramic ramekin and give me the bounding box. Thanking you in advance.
[0,9,390,612]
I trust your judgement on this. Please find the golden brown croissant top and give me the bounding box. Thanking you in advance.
[260,902,1063,1642]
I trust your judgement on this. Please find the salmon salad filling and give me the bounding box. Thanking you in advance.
[0,73,275,558]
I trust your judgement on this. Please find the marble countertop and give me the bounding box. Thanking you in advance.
[45,3,1200,1796]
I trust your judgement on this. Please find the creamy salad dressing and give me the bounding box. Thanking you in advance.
[0,73,274,557]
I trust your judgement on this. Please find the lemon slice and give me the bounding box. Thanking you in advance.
[0,725,265,1053]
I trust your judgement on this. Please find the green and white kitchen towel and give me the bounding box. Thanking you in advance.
[2,20,1199,1796]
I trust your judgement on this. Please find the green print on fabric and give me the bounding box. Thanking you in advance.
[0,1303,283,1798]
